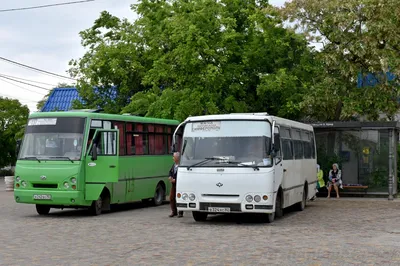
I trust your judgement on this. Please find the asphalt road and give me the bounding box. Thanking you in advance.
[1,177,400,266]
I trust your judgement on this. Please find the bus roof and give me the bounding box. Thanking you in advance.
[29,111,180,125]
[183,113,314,131]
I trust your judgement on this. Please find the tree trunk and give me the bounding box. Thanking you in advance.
[334,100,343,121]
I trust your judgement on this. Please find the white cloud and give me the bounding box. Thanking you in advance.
[0,0,287,113]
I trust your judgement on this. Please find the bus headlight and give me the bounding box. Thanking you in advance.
[182,193,189,201]
[21,181,27,187]
[189,193,196,201]
[16,176,21,182]
[70,177,77,184]
[63,182,70,189]
[245,195,253,202]
[254,195,261,202]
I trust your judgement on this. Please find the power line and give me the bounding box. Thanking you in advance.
[0,0,95,13]
[0,73,57,87]
[0,74,52,91]
[0,56,76,81]
[0,93,40,103]
[0,77,46,96]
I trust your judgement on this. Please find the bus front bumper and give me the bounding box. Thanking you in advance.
[14,189,90,207]
[176,192,276,214]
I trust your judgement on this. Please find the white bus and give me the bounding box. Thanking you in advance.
[171,113,317,223]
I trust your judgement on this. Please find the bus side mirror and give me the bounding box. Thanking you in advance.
[171,143,176,153]
[91,143,98,161]
[273,134,280,152]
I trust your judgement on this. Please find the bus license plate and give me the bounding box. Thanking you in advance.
[33,194,52,200]
[208,207,230,213]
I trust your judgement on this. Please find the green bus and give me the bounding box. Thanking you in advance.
[14,110,181,216]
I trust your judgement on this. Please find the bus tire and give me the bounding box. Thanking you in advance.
[151,183,164,206]
[192,211,208,222]
[259,212,275,223]
[296,186,307,211]
[89,196,103,216]
[275,191,284,218]
[36,204,50,215]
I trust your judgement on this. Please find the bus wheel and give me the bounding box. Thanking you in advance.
[296,187,307,211]
[275,192,284,218]
[192,211,208,222]
[89,196,102,216]
[261,212,275,223]
[151,184,164,206]
[36,204,50,215]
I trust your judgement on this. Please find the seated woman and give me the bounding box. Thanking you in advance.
[327,163,341,198]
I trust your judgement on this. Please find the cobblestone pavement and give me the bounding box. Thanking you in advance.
[1,177,400,266]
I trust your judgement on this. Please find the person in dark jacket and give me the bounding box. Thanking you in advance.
[169,152,183,217]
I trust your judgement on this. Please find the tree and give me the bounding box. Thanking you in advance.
[36,82,76,111]
[281,0,400,121]
[69,0,319,120]
[69,11,148,114]
[0,97,29,168]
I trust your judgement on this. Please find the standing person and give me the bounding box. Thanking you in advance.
[169,152,183,218]
[327,163,341,198]
[316,164,325,191]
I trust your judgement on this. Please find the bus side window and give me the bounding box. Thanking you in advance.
[274,126,282,164]
[93,131,117,156]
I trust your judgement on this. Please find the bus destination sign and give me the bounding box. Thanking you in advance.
[192,121,221,132]
[28,118,58,126]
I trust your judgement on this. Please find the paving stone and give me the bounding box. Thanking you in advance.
[1,178,400,265]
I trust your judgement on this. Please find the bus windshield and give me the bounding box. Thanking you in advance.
[181,136,271,167]
[180,120,272,167]
[18,117,85,161]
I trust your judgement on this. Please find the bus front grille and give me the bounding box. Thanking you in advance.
[32,183,58,189]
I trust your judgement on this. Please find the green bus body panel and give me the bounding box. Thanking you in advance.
[112,156,172,204]
[14,160,92,206]
[28,111,180,126]
[85,155,119,183]
[14,111,179,209]
[85,184,106,201]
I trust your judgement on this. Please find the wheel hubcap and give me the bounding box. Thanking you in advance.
[155,188,162,202]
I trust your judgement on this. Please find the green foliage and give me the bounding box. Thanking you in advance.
[69,0,319,119]
[281,0,400,120]
[0,97,29,168]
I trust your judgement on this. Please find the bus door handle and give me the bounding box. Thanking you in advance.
[109,165,116,168]
[283,169,287,172]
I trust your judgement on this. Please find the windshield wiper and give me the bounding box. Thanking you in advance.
[51,156,74,163]
[186,157,220,170]
[20,156,41,163]
[217,160,260,171]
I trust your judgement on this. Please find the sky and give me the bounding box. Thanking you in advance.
[0,0,287,113]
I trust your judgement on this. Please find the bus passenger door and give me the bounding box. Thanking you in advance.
[273,126,284,193]
[85,129,120,201]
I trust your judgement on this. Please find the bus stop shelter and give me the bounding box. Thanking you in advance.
[311,121,400,200]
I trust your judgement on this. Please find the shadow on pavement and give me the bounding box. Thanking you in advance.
[25,201,170,218]
[186,203,317,225]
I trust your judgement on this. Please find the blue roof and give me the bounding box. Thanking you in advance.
[41,87,82,112]
[357,71,396,88]
[41,86,120,112]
